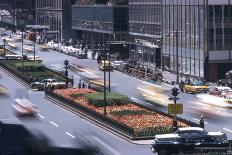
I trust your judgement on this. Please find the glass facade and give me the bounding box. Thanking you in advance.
[129,0,162,67]
[36,0,72,42]
[72,6,114,33]
[162,0,205,78]
[72,5,128,56]
[208,5,232,51]
[36,0,62,41]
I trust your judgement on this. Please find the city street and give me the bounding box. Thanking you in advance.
[0,60,153,155]
[2,32,232,138]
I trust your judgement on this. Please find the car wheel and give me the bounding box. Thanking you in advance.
[158,150,167,155]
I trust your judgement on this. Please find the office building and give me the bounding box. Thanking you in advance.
[72,4,128,58]
[162,0,232,81]
[36,0,73,42]
[128,0,162,68]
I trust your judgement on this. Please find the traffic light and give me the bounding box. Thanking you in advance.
[171,87,179,97]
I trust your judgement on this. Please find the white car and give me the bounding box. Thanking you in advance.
[27,55,42,62]
[13,98,39,116]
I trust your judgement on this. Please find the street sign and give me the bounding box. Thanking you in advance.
[168,104,183,114]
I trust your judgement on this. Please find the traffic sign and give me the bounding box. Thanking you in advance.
[168,104,183,114]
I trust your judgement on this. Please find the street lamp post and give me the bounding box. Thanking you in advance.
[108,52,111,93]
[3,39,6,56]
[175,31,179,84]
[171,87,179,131]
[21,28,24,58]
[103,45,107,116]
[33,40,36,61]
[64,60,69,88]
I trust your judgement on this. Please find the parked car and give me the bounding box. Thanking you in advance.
[184,81,209,93]
[13,98,39,116]
[5,54,21,60]
[98,60,114,71]
[111,60,127,70]
[26,55,43,63]
[151,127,229,155]
[209,86,232,97]
[31,78,66,91]
[39,44,50,51]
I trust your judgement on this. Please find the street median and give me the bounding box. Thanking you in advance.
[45,88,199,140]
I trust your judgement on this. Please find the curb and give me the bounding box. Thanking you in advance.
[44,95,154,145]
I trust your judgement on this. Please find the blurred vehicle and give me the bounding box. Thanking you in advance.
[185,81,208,94]
[31,78,66,91]
[137,84,172,107]
[209,86,232,97]
[7,42,17,49]
[13,98,39,116]
[98,60,113,71]
[0,84,7,94]
[151,127,229,155]
[26,55,43,63]
[49,64,66,75]
[5,54,21,60]
[24,40,33,46]
[23,46,33,53]
[196,94,232,108]
[14,35,22,41]
[4,36,14,42]
[39,44,50,51]
[111,60,127,70]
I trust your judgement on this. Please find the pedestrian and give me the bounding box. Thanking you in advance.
[82,81,86,88]
[199,116,205,129]
[179,80,185,92]
[70,76,74,87]
[87,82,91,89]
[78,80,82,89]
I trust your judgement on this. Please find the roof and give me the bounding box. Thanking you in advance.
[178,127,204,131]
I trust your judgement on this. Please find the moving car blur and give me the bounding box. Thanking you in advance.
[137,83,172,107]
[13,98,39,117]
[0,84,7,94]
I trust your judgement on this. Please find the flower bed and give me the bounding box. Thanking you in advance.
[54,88,190,136]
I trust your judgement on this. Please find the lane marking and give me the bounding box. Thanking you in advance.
[74,75,80,78]
[37,114,44,119]
[50,121,59,127]
[223,128,232,133]
[65,132,75,139]
[130,97,138,101]
[92,136,121,155]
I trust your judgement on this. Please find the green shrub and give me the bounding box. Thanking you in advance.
[84,93,131,107]
[110,110,152,116]
[3,61,64,82]
[14,62,44,72]
[135,126,172,137]
[70,93,85,99]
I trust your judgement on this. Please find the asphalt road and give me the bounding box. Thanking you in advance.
[1,29,232,140]
[0,62,153,155]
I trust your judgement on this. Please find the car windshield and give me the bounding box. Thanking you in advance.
[191,81,204,86]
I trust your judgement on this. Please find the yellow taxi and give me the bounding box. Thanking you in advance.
[184,81,208,94]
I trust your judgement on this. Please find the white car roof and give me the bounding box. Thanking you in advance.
[178,127,204,131]
[14,98,35,106]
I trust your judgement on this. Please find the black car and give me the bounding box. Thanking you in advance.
[151,127,229,155]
